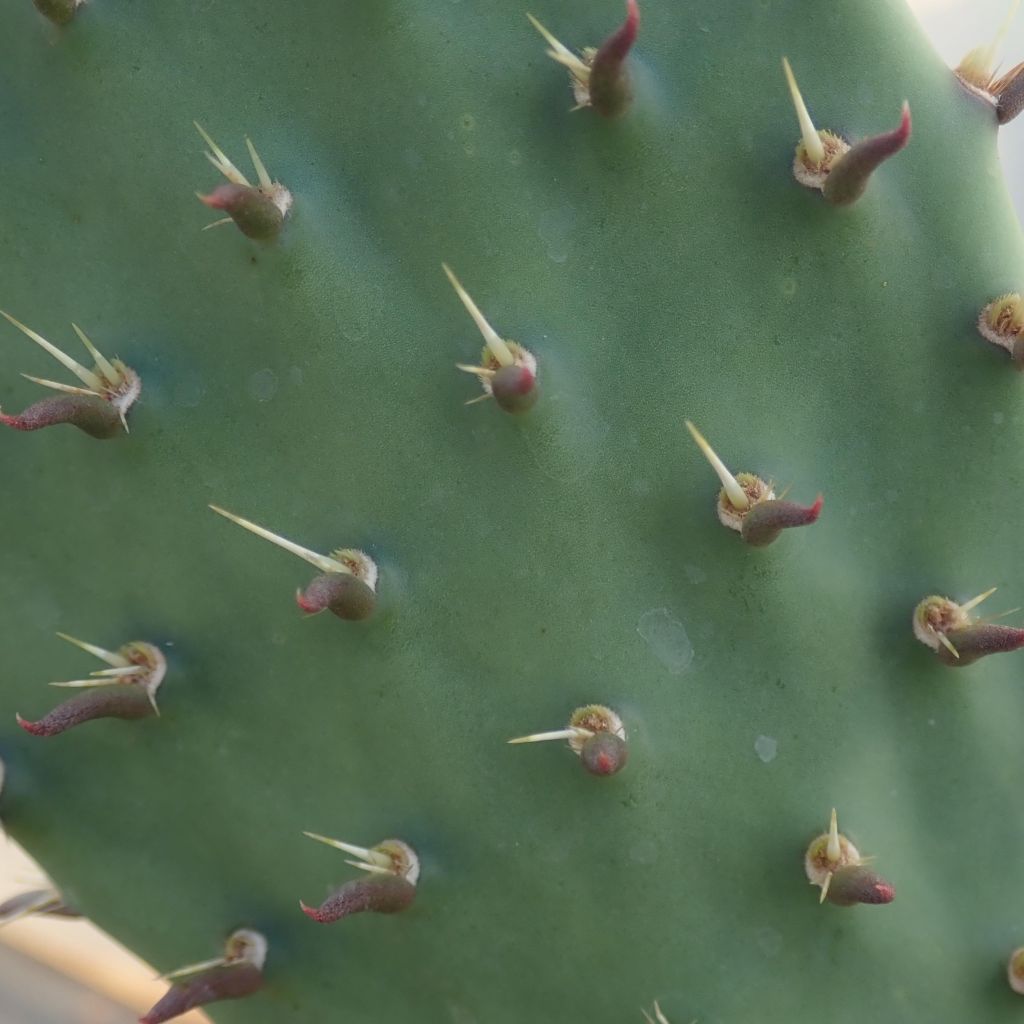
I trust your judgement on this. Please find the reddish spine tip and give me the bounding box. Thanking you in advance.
[198,184,247,211]
[491,364,539,414]
[603,0,640,62]
[825,866,895,907]
[15,688,156,738]
[580,732,629,776]
[299,900,323,922]
[297,573,377,621]
[512,367,535,394]
[0,412,30,431]
[739,495,823,547]
[588,0,640,118]
[942,624,1024,667]
[823,103,912,206]
[301,875,416,924]
[0,395,122,438]
[15,713,45,736]
[897,101,912,143]
[140,962,264,1024]
[871,881,896,904]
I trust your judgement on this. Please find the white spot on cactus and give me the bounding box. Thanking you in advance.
[754,735,778,763]
[994,410,1005,424]
[781,277,797,298]
[248,368,279,402]
[637,608,694,674]
[538,205,575,264]
[754,925,783,957]
[173,373,206,408]
[684,564,707,584]
[629,838,658,865]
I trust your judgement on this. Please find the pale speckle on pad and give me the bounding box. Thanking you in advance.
[754,735,777,763]
[754,925,783,958]
[629,838,658,866]
[538,205,575,264]
[248,368,279,402]
[637,609,694,674]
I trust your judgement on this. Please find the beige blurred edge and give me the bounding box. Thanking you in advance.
[0,838,208,1022]
[1,0,1021,1019]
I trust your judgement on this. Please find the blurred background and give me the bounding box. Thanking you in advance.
[2,1,1022,1021]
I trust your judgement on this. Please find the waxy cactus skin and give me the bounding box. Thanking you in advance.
[2,1,1024,1022]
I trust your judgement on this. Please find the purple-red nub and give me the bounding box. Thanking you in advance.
[491,365,538,414]
[823,103,911,206]
[296,573,377,621]
[16,688,156,738]
[140,930,266,1024]
[740,494,823,547]
[941,624,1024,667]
[824,866,895,907]
[580,732,628,776]
[199,184,286,242]
[589,0,641,118]
[300,874,417,924]
[0,395,123,438]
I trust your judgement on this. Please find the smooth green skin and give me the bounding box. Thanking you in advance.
[1,1,1023,1021]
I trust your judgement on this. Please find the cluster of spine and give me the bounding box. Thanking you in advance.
[8,1,1024,1021]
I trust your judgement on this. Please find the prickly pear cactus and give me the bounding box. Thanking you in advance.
[3,0,1024,1021]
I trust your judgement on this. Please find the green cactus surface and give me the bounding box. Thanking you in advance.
[3,0,1024,1021]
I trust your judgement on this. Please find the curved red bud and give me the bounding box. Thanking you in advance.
[17,687,156,737]
[825,865,895,907]
[940,624,1024,667]
[740,495,823,547]
[200,184,286,241]
[490,365,538,414]
[140,963,264,1024]
[1,394,123,438]
[823,103,911,206]
[588,0,640,118]
[296,572,377,621]
[300,874,416,924]
[579,732,628,776]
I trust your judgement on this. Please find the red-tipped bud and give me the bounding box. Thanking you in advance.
[588,0,640,118]
[490,365,538,414]
[579,731,628,776]
[509,704,628,777]
[33,0,83,25]
[940,624,1024,667]
[141,930,266,1024]
[199,184,287,241]
[17,687,156,737]
[823,865,895,907]
[740,494,823,547]
[140,964,263,1024]
[300,874,417,924]
[823,103,911,206]
[0,394,123,438]
[296,572,377,621]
